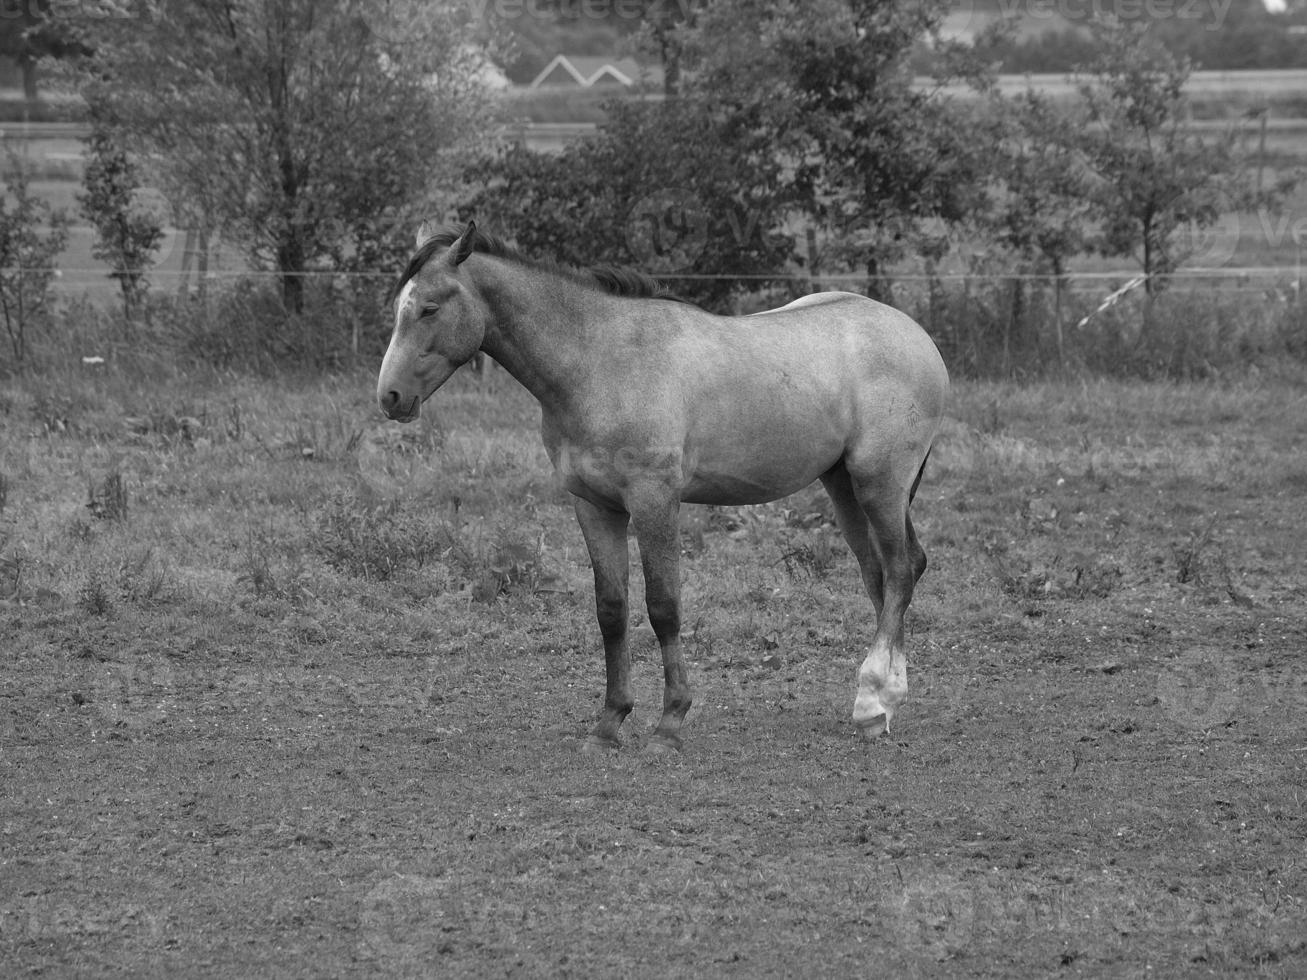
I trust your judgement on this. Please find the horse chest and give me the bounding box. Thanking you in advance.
[542,412,685,507]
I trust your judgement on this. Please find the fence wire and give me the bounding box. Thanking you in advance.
[23,265,1307,286]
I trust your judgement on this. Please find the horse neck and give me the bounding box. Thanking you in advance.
[472,256,612,407]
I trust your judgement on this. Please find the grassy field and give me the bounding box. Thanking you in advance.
[1,359,1305,977]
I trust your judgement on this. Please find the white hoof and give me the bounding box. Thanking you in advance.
[853,648,906,737]
[852,689,899,737]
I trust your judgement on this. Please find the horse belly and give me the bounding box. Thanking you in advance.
[679,413,845,506]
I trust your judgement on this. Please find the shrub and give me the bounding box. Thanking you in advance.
[313,494,448,581]
[0,151,69,367]
[911,276,1307,381]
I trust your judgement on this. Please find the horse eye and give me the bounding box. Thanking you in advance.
[419,304,439,319]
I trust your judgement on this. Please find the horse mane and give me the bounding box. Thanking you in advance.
[388,226,689,306]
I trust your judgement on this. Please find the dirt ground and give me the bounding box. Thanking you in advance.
[1,367,1305,977]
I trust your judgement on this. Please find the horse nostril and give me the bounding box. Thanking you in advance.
[380,390,401,415]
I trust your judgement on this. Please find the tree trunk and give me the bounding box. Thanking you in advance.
[1006,276,1024,378]
[864,255,892,305]
[278,235,305,314]
[662,39,680,98]
[195,225,210,305]
[177,228,196,299]
[1053,268,1066,375]
[118,273,142,331]
[1138,221,1156,348]
[805,226,820,294]
[20,58,38,102]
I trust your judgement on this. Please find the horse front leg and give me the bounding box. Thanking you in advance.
[573,497,633,752]
[631,493,692,753]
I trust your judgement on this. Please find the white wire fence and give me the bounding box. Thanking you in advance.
[34,263,1307,291]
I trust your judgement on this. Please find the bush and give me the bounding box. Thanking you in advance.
[314,494,448,582]
[0,151,69,367]
[23,274,387,375]
[909,276,1307,381]
[155,277,387,373]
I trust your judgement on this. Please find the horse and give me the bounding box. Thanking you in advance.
[377,222,949,753]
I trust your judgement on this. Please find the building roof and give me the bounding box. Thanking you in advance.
[529,55,654,89]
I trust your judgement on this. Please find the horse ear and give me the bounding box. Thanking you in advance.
[415,219,437,248]
[451,220,477,266]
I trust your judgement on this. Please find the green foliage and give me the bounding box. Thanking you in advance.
[911,277,1307,380]
[76,545,171,616]
[986,91,1094,280]
[1076,24,1292,296]
[87,472,129,522]
[314,495,450,582]
[968,90,1096,371]
[442,522,551,603]
[67,0,496,312]
[672,0,998,301]
[0,152,69,367]
[78,121,165,320]
[471,0,1004,306]
[11,275,381,375]
[468,97,795,310]
[0,0,89,99]
[313,492,550,600]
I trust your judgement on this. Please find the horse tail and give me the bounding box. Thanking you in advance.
[908,446,932,505]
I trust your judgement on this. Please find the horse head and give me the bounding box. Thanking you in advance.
[377,221,486,422]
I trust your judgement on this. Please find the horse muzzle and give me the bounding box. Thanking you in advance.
[379,390,421,423]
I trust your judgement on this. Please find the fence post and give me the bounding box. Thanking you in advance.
[177,228,196,299]
[805,227,820,294]
[196,225,210,305]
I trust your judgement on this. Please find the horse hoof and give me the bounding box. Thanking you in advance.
[644,734,682,755]
[580,735,620,754]
[854,714,888,738]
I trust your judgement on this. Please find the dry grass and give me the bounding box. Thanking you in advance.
[1,364,1305,977]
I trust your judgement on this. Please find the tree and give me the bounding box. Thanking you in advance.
[78,117,165,322]
[62,0,496,313]
[467,95,794,311]
[1077,22,1287,298]
[0,152,69,366]
[983,89,1096,369]
[672,0,999,302]
[0,0,89,102]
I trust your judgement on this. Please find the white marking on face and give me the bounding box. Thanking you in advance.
[395,279,417,327]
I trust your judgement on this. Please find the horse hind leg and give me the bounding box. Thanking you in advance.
[820,462,884,621]
[845,469,925,738]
